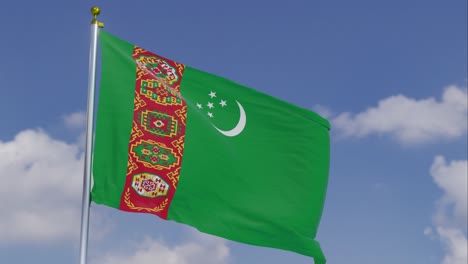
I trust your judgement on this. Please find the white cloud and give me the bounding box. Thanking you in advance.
[437,227,468,264]
[431,156,468,229]
[0,129,108,243]
[64,112,87,130]
[333,85,467,144]
[313,104,333,119]
[429,156,468,264]
[93,232,230,264]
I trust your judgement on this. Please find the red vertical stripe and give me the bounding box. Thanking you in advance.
[118,47,187,219]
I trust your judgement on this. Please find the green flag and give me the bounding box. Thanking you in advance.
[92,30,330,263]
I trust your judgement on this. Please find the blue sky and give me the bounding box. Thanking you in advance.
[0,0,466,264]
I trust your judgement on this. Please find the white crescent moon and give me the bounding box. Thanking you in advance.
[213,100,246,137]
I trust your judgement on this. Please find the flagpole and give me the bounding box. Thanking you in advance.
[79,6,103,264]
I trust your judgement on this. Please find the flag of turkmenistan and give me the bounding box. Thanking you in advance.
[92,30,330,263]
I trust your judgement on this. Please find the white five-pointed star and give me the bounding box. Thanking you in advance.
[207,112,214,118]
[207,102,214,109]
[219,100,227,107]
[196,103,203,109]
[209,91,217,98]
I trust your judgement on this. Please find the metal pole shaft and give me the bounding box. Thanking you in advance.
[79,16,99,264]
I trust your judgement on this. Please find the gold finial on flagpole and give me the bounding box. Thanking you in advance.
[91,6,104,28]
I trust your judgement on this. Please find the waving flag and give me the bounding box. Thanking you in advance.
[92,30,330,264]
